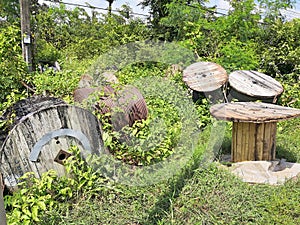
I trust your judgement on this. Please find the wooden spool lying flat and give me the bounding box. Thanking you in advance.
[228,70,284,102]
[0,105,103,188]
[210,102,300,162]
[183,62,228,92]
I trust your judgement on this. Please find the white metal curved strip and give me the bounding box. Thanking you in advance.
[29,129,92,162]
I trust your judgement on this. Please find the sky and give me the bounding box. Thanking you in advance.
[39,0,300,20]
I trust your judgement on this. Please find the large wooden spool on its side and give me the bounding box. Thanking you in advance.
[74,84,148,131]
[0,104,103,188]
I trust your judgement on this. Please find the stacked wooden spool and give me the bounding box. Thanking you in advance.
[183,62,286,163]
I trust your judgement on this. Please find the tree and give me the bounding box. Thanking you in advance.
[0,0,20,23]
[0,25,28,106]
[140,0,172,26]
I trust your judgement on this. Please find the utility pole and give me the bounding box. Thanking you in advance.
[20,0,32,72]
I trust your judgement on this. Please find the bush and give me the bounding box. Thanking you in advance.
[0,25,28,107]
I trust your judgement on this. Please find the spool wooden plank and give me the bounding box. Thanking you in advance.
[263,123,272,160]
[228,70,283,102]
[183,62,228,92]
[0,105,104,188]
[243,123,249,161]
[255,123,265,161]
[248,123,256,160]
[232,122,237,161]
[236,123,243,162]
[210,102,300,123]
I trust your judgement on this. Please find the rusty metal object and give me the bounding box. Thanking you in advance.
[183,61,228,92]
[73,86,115,103]
[54,149,72,165]
[95,85,148,131]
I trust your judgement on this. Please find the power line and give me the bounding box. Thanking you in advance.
[43,0,149,17]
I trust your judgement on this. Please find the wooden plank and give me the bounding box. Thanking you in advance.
[248,123,256,161]
[242,123,250,161]
[270,122,277,160]
[231,122,238,162]
[229,70,283,98]
[255,123,265,160]
[210,102,300,123]
[263,123,272,160]
[236,123,243,162]
[183,62,228,92]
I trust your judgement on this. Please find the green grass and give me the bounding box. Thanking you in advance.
[37,119,300,225]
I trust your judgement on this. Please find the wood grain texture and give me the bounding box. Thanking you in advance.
[0,105,103,188]
[231,122,276,162]
[210,102,300,123]
[183,61,228,92]
[229,70,283,98]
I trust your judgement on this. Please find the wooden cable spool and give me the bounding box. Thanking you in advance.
[0,103,103,189]
[183,61,228,103]
[228,70,284,103]
[210,102,300,162]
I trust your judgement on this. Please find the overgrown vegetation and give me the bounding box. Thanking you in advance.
[1,0,300,224]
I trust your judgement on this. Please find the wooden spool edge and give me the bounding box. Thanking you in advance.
[0,104,102,153]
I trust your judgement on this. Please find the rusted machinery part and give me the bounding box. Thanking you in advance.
[73,86,115,103]
[95,85,148,131]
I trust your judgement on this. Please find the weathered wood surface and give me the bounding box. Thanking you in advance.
[232,122,276,162]
[210,102,300,123]
[0,105,103,188]
[228,70,283,100]
[0,174,6,225]
[183,62,228,92]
